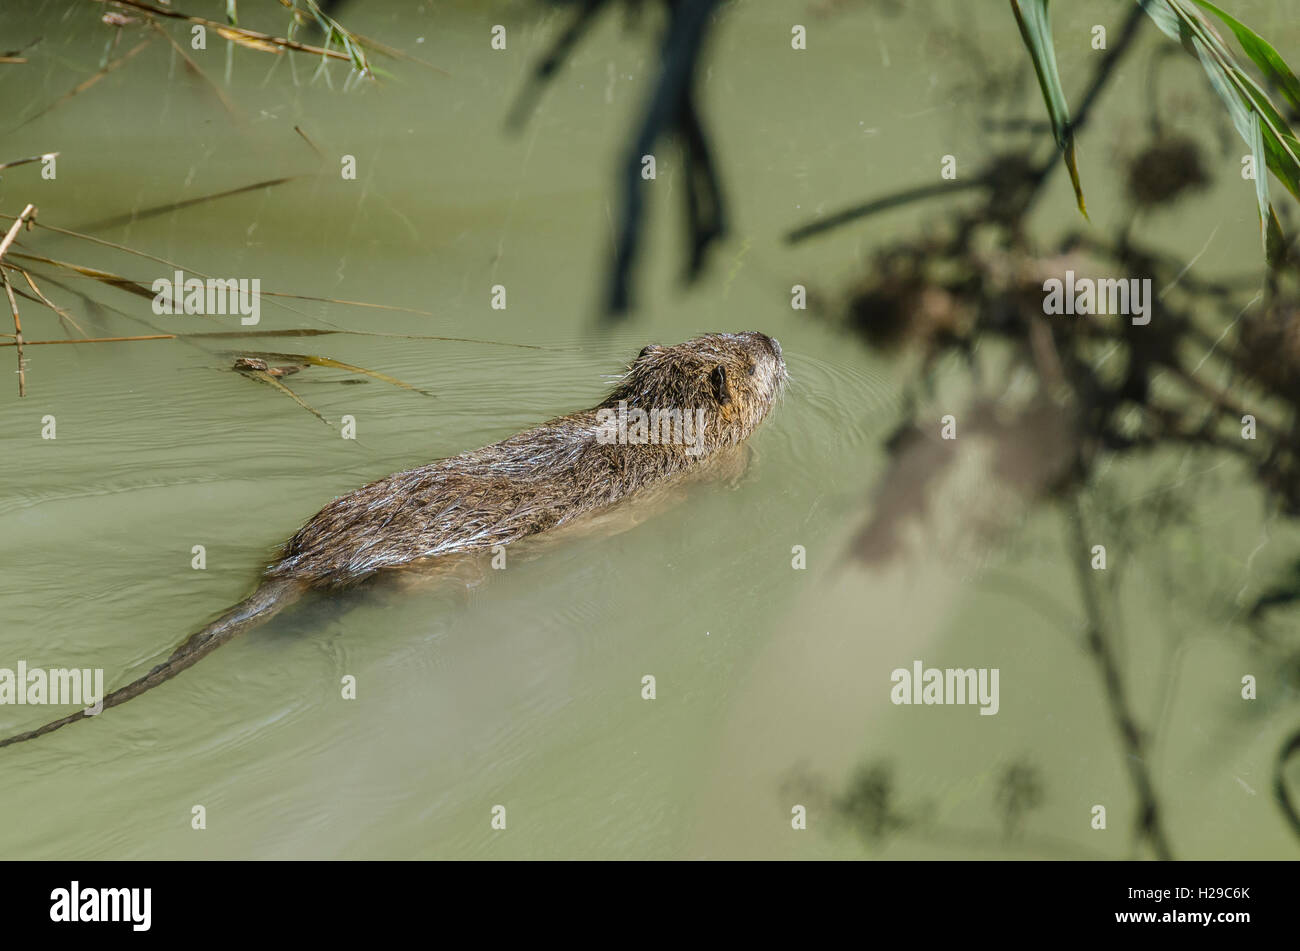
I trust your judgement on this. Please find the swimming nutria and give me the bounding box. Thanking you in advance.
[0,331,786,748]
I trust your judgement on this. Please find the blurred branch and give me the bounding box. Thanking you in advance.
[1067,495,1175,860]
[511,0,725,317]
[1275,727,1300,838]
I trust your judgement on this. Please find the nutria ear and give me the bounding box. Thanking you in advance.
[638,344,662,361]
[710,364,731,405]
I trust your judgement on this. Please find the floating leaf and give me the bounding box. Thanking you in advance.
[234,362,331,425]
[235,349,434,396]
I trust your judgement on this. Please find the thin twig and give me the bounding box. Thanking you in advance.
[0,271,23,396]
[0,205,37,396]
[0,152,58,172]
[74,176,298,232]
[17,268,88,337]
[149,20,241,121]
[93,0,354,63]
[0,334,173,347]
[0,204,36,262]
[293,124,324,158]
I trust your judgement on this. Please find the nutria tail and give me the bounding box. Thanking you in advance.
[0,577,306,749]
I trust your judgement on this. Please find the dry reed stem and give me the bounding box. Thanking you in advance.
[0,334,173,347]
[0,205,37,396]
[97,0,353,63]
[18,268,88,337]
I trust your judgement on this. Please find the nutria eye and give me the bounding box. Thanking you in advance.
[747,361,756,376]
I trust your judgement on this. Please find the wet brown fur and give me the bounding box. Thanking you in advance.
[0,331,786,748]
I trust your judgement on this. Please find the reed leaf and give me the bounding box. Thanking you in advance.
[1010,0,1087,217]
[1141,0,1300,264]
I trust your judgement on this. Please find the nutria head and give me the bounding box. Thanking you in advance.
[601,331,787,454]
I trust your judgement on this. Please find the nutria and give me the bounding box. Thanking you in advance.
[1,331,786,748]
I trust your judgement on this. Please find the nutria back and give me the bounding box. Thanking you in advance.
[269,331,787,588]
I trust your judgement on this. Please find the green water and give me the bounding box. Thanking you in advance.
[0,0,1296,859]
